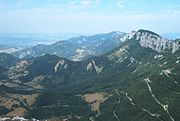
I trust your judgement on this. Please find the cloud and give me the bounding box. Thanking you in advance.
[164,9,180,14]
[117,0,126,8]
[1,7,180,33]
[0,0,101,14]
[0,0,180,33]
[80,0,92,6]
[64,0,93,13]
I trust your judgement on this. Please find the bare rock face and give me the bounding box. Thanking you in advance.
[86,59,103,74]
[120,30,137,42]
[54,59,66,73]
[134,30,180,53]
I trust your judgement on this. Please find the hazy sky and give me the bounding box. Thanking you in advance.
[0,0,180,33]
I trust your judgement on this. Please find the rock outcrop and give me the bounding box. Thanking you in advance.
[125,29,180,53]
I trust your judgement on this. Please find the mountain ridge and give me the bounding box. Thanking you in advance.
[0,29,180,121]
[122,29,180,53]
[12,31,126,61]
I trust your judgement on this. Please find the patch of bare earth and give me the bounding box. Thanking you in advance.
[81,92,110,116]
[0,95,19,109]
[107,45,128,60]
[7,93,38,106]
[6,107,26,117]
[0,93,38,117]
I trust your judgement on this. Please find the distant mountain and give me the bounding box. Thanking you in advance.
[0,29,180,121]
[13,31,126,61]
[0,33,80,47]
[0,46,22,54]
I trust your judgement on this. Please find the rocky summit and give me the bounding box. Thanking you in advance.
[134,29,180,53]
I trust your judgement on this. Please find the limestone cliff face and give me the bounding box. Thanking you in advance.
[133,30,180,53]
[120,30,136,42]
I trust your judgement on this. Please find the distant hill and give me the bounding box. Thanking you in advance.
[13,31,126,61]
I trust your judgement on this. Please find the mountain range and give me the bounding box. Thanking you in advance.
[12,31,126,61]
[0,29,180,121]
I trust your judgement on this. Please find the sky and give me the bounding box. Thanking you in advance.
[0,0,180,34]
